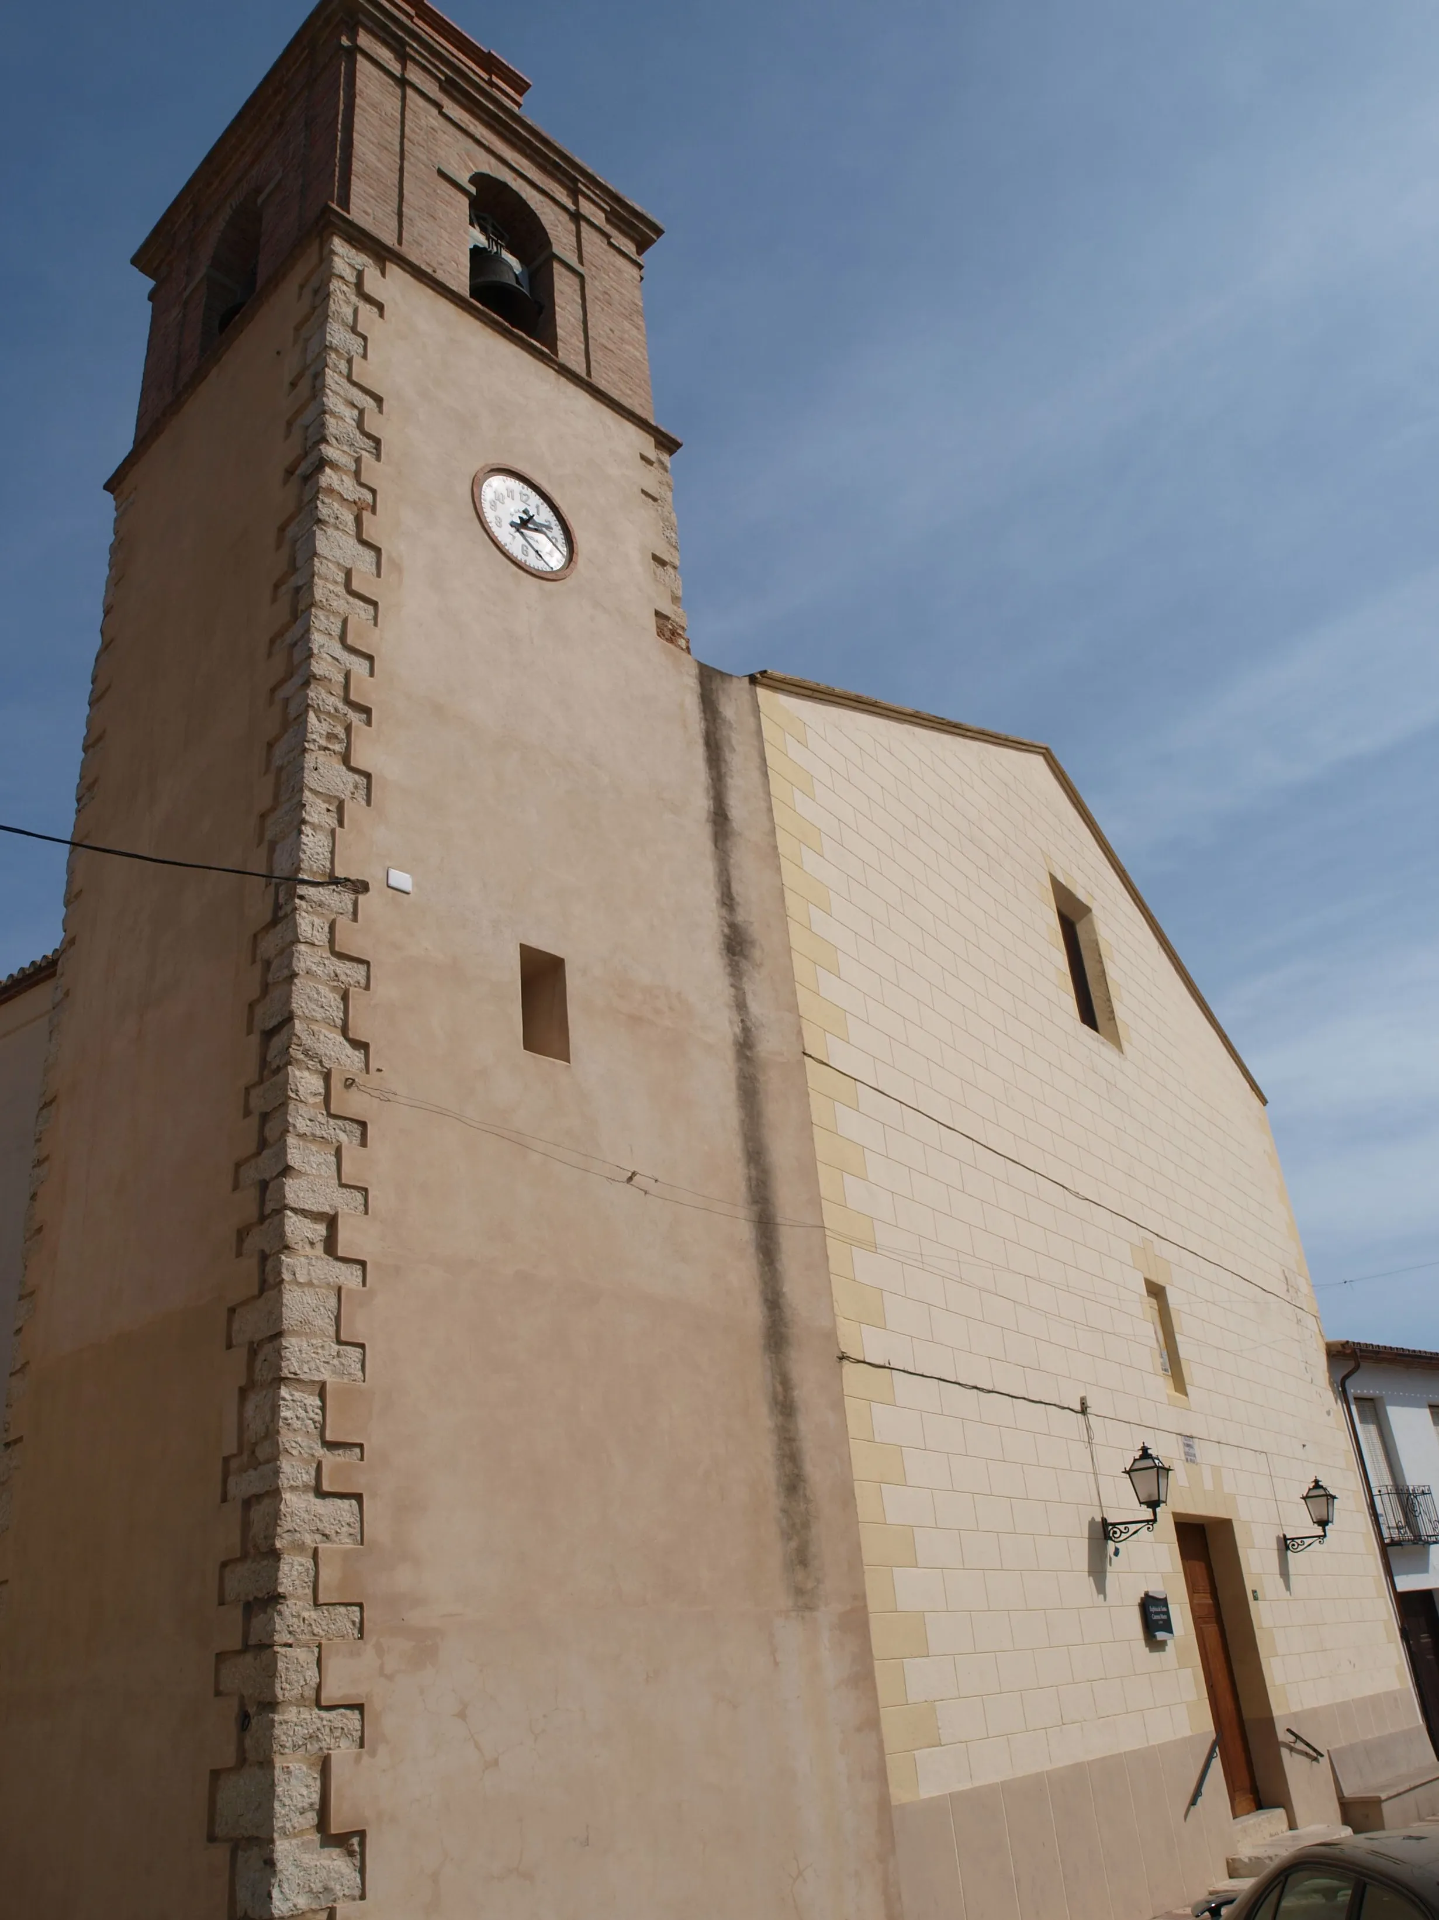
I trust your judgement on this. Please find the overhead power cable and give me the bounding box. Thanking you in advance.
[1313,1259,1439,1291]
[836,1351,1086,1417]
[345,1075,1311,1334]
[800,1052,1314,1318]
[347,1078,1104,1416]
[346,1078,1061,1293]
[0,821,366,892]
[349,1079,1327,1459]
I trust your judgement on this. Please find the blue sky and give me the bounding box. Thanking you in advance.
[1,1,1434,1340]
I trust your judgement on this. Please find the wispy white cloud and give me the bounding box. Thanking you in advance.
[1226,939,1438,1302]
[1287,1123,1439,1249]
[1092,568,1439,855]
[1239,941,1439,1120]
[690,61,1439,655]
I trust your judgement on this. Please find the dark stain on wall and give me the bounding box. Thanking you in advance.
[698,665,818,1608]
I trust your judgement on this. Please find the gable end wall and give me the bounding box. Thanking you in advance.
[755,686,1415,1920]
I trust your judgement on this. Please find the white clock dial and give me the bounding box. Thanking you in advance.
[475,470,574,575]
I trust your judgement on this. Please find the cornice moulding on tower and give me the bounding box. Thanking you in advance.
[131,0,661,282]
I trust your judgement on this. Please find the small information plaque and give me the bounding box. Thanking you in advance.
[1141,1589,1174,1639]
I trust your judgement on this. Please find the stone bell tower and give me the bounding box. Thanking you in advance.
[0,4,899,1917]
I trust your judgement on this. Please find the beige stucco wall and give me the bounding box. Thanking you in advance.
[0,212,906,1911]
[756,684,1414,1917]
[0,254,309,1913]
[312,261,898,1919]
[0,234,904,1913]
[0,975,52,1398]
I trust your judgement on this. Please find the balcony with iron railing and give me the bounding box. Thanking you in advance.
[1374,1484,1439,1547]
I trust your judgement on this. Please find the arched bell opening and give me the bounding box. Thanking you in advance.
[467,175,556,351]
[200,196,263,351]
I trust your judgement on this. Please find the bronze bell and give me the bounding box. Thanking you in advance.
[469,244,543,335]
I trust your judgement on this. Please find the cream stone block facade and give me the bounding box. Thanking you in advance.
[756,676,1417,1915]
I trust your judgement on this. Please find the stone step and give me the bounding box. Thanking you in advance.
[1227,1824,1352,1878]
[1231,1808,1291,1847]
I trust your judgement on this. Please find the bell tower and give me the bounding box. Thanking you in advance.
[0,5,900,1918]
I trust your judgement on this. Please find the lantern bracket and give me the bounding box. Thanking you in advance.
[1103,1514,1159,1545]
[1284,1477,1337,1554]
[1102,1442,1172,1550]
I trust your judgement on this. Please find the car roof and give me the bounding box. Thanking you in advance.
[1280,1829,1439,1895]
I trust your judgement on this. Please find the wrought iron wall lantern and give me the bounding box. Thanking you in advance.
[1103,1443,1172,1544]
[1283,1477,1337,1553]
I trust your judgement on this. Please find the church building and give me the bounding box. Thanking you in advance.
[0,4,1424,1917]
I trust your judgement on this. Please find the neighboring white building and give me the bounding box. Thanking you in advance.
[1329,1342,1439,1743]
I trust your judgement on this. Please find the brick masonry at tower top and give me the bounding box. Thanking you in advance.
[130,0,665,446]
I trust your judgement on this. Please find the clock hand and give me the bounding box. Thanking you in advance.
[510,515,562,559]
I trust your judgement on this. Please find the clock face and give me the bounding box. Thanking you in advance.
[474,469,574,576]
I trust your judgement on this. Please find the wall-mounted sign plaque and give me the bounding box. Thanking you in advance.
[1141,1590,1175,1639]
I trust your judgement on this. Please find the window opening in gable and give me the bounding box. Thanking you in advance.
[1060,908,1098,1029]
[1051,877,1122,1049]
[1143,1280,1187,1396]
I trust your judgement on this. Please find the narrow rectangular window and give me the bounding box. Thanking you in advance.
[520,946,570,1061]
[1143,1280,1186,1395]
[1355,1397,1398,1486]
[1059,909,1099,1030]
[1050,877,1122,1048]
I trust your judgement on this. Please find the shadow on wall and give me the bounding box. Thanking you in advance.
[1088,1515,1110,1597]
